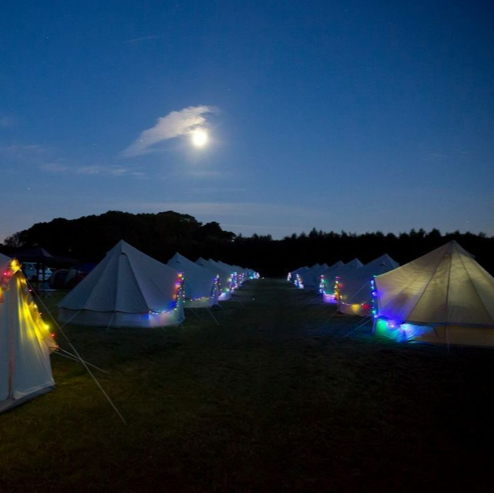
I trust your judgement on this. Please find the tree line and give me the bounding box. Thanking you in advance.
[1,211,493,277]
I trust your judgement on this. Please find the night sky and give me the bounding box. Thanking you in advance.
[1,0,493,241]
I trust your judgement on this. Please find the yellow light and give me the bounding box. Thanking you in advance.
[191,129,208,147]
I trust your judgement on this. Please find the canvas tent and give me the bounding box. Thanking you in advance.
[167,252,220,308]
[196,258,233,300]
[320,260,363,301]
[288,266,309,288]
[338,254,399,316]
[1,254,56,413]
[300,263,329,291]
[215,260,239,289]
[59,240,185,328]
[374,241,494,346]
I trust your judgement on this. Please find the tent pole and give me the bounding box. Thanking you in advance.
[187,308,202,319]
[207,308,220,325]
[28,282,127,425]
[55,349,110,374]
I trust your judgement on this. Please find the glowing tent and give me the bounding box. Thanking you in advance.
[337,254,399,316]
[167,252,220,308]
[58,240,185,328]
[288,266,309,288]
[374,241,494,346]
[320,260,363,302]
[1,255,56,413]
[300,263,329,291]
[215,260,240,289]
[196,258,233,300]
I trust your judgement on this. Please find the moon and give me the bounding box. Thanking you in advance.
[191,129,208,148]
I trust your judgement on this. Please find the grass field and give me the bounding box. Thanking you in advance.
[1,279,494,492]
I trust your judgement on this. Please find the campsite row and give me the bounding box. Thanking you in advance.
[58,240,259,328]
[288,240,494,346]
[0,241,259,414]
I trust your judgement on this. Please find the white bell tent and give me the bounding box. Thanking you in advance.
[374,241,494,346]
[167,252,220,308]
[320,260,363,301]
[215,260,240,289]
[288,266,309,287]
[1,255,56,413]
[338,254,399,316]
[58,240,185,328]
[196,258,233,300]
[300,263,329,291]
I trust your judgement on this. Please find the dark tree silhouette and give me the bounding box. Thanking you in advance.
[1,211,493,277]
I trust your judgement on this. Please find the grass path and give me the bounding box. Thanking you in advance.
[1,279,494,492]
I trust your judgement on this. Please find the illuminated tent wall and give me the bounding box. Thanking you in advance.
[1,256,56,413]
[246,268,260,279]
[215,260,239,289]
[374,241,494,346]
[232,264,247,286]
[287,266,299,280]
[320,260,363,301]
[338,254,399,316]
[59,240,185,328]
[319,261,344,300]
[196,258,233,301]
[167,252,220,308]
[300,263,329,291]
[288,266,309,287]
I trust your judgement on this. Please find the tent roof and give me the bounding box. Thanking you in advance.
[338,254,399,304]
[321,259,362,280]
[15,248,77,266]
[59,240,180,313]
[375,241,494,327]
[320,260,345,279]
[291,266,309,276]
[342,254,399,285]
[300,263,330,287]
[196,258,232,286]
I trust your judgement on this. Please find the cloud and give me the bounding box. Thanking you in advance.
[0,116,16,128]
[0,143,43,154]
[125,35,162,44]
[0,143,47,165]
[40,162,69,173]
[122,105,217,158]
[40,162,145,177]
[111,201,325,221]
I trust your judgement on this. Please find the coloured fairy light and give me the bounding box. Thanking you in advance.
[148,273,185,315]
[370,277,378,319]
[10,264,58,346]
[334,276,341,302]
[319,275,325,294]
[211,274,221,299]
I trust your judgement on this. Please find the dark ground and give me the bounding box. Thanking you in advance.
[1,279,493,492]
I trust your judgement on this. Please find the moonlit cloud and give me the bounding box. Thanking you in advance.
[0,116,16,128]
[122,105,217,158]
[124,35,162,44]
[40,162,145,177]
[40,162,69,173]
